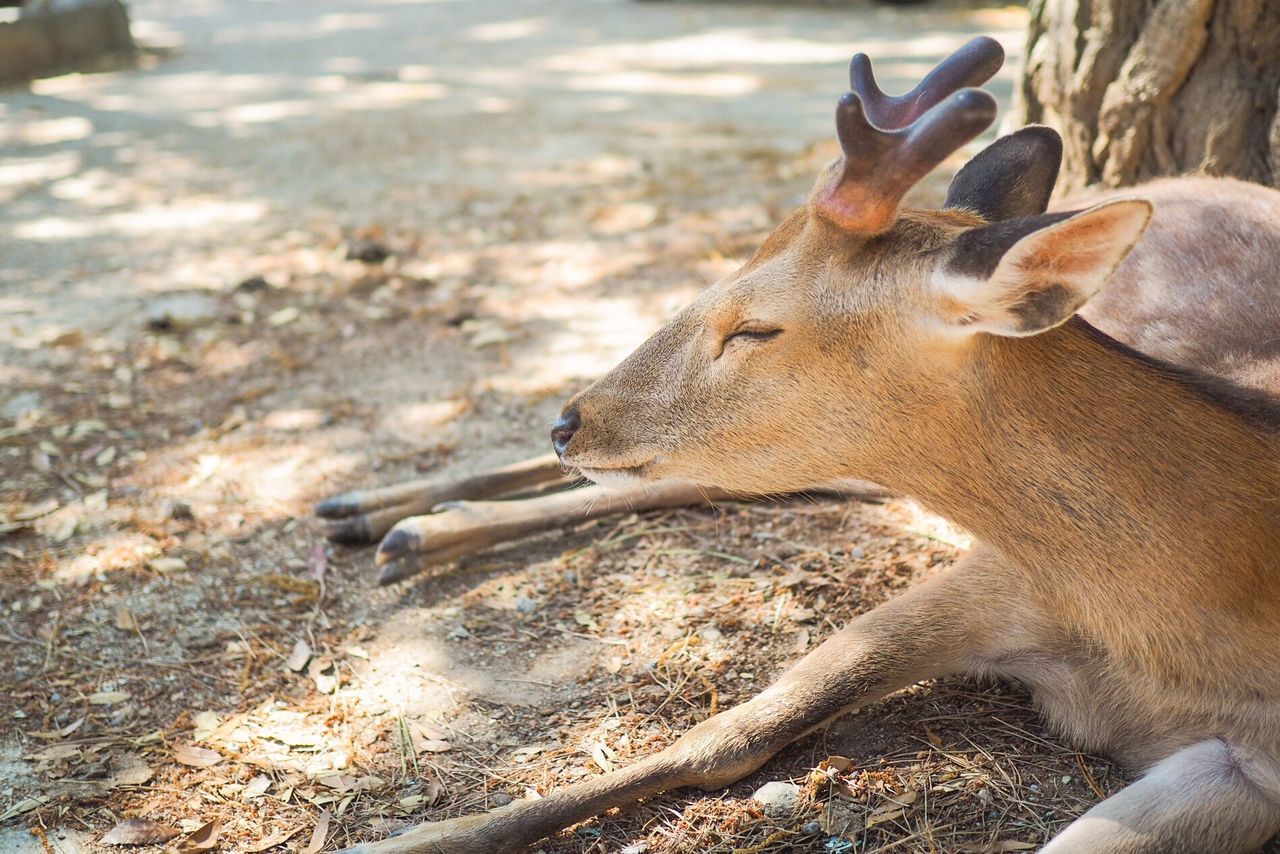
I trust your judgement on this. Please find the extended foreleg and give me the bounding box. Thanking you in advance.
[372,480,732,583]
[317,454,568,544]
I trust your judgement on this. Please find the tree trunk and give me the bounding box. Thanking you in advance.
[1013,0,1280,193]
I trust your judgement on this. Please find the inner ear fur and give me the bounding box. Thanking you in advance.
[944,126,1063,222]
[936,199,1153,337]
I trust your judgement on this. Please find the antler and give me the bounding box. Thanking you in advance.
[813,38,1003,234]
[850,36,1004,131]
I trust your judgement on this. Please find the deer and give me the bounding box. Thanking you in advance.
[327,37,1280,853]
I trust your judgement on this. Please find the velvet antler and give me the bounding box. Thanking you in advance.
[850,36,1004,130]
[813,38,1004,234]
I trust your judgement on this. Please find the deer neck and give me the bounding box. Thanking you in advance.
[869,318,1280,665]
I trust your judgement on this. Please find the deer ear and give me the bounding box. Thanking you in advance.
[933,199,1153,337]
[944,126,1063,221]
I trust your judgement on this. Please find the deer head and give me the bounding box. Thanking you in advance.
[552,38,1152,494]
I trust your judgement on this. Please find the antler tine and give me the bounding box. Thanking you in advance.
[850,36,1004,130]
[814,87,997,234]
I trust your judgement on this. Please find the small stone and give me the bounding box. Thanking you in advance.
[515,596,537,615]
[802,821,822,835]
[267,306,300,327]
[147,557,188,573]
[1,391,41,420]
[164,500,194,522]
[236,275,269,293]
[490,793,513,807]
[751,781,800,817]
[448,625,471,640]
[346,237,390,263]
[620,844,649,854]
[146,292,221,331]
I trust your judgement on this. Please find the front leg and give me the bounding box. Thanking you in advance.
[317,454,568,544]
[373,480,733,583]
[371,480,889,584]
[338,550,1022,853]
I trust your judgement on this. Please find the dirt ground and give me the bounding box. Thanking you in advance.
[0,1,1141,852]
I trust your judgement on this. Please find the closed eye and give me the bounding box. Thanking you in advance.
[724,327,783,345]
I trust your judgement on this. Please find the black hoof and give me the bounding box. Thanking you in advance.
[376,527,414,564]
[315,494,359,518]
[378,557,418,586]
[324,516,374,544]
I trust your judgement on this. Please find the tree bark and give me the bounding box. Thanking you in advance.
[1014,0,1280,192]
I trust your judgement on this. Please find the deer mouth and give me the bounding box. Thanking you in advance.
[574,460,654,487]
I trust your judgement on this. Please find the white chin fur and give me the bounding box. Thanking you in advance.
[576,466,649,489]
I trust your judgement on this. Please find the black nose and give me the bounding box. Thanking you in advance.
[551,406,581,457]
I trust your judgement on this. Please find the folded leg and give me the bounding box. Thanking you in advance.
[1043,739,1280,853]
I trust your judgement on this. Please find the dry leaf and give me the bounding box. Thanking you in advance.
[821,755,853,773]
[794,628,811,653]
[308,657,337,694]
[110,753,154,787]
[590,742,616,773]
[413,721,449,741]
[418,738,451,753]
[28,715,84,741]
[13,498,59,521]
[101,818,181,846]
[192,711,221,743]
[51,513,78,543]
[0,796,48,821]
[88,691,131,705]
[886,790,919,807]
[173,743,223,768]
[511,743,545,760]
[30,743,80,761]
[268,306,300,327]
[864,790,918,828]
[115,607,137,631]
[178,818,221,852]
[244,828,301,852]
[397,794,429,813]
[923,724,944,750]
[285,639,311,673]
[243,774,272,800]
[864,806,905,828]
[301,808,330,854]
